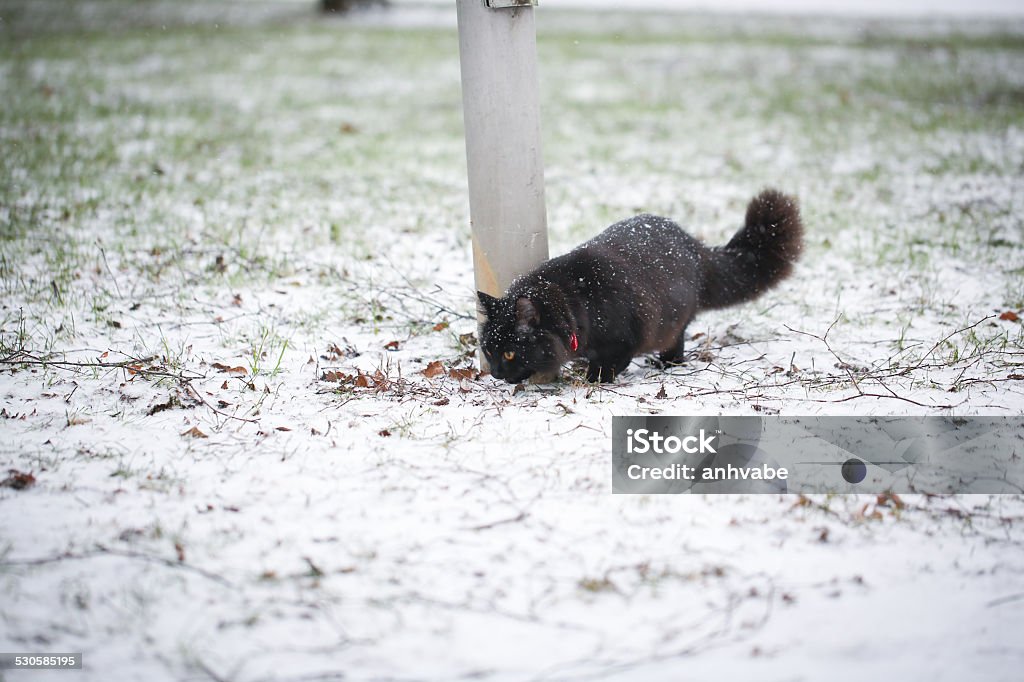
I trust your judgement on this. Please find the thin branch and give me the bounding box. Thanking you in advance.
[1,545,234,588]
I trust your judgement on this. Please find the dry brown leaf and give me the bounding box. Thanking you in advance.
[655,385,668,399]
[354,374,371,388]
[212,363,247,375]
[384,340,400,351]
[448,368,475,380]
[876,492,905,509]
[181,426,208,439]
[147,396,178,416]
[422,361,445,378]
[1,469,36,490]
[433,321,450,332]
[999,311,1020,322]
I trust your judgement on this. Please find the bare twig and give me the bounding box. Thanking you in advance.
[1,545,234,588]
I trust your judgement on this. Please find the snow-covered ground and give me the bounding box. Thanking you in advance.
[1,1,1023,680]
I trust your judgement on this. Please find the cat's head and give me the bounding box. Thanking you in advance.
[477,288,572,384]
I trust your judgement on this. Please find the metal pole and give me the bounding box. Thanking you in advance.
[456,0,549,369]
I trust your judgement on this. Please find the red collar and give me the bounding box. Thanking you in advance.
[569,333,579,353]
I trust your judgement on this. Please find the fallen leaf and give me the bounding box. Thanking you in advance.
[433,321,449,332]
[354,374,371,388]
[448,368,475,380]
[147,396,178,416]
[220,380,229,390]
[422,361,445,378]
[212,363,247,375]
[655,385,668,399]
[433,398,450,406]
[999,311,1019,322]
[378,429,391,437]
[384,340,400,351]
[1,469,36,490]
[876,492,905,509]
[275,426,292,432]
[321,370,351,383]
[181,426,208,439]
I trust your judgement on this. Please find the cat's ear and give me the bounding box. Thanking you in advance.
[515,297,540,332]
[477,291,499,317]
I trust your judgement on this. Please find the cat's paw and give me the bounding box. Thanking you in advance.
[650,355,686,369]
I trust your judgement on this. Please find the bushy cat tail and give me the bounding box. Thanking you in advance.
[698,189,803,310]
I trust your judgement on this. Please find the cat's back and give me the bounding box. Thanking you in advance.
[585,213,703,267]
[526,211,704,295]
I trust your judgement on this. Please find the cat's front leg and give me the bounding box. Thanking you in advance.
[585,349,634,383]
[656,330,687,366]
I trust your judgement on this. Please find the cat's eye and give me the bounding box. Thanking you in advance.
[503,350,516,361]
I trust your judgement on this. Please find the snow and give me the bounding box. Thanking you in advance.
[1,1,1024,680]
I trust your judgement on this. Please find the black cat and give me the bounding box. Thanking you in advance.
[476,189,804,384]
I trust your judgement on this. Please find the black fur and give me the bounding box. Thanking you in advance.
[478,189,804,383]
